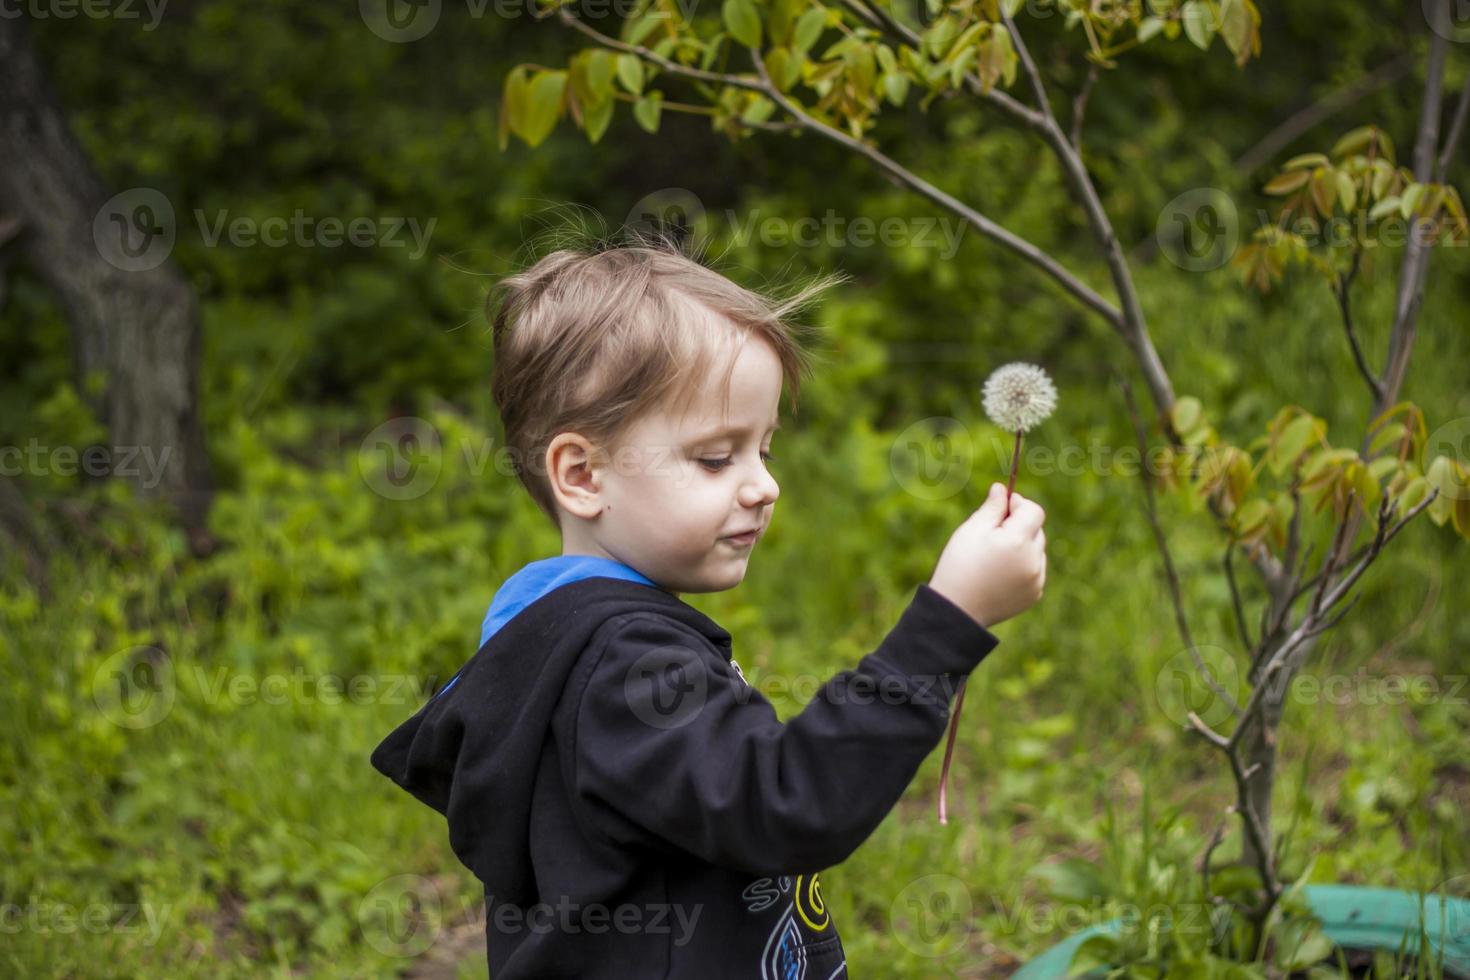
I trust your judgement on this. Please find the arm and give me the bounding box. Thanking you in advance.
[569,583,1000,876]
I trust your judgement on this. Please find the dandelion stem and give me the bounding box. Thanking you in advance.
[1005,428,1023,512]
[939,427,1026,823]
[937,680,966,825]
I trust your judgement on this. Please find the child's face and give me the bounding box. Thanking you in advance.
[559,333,783,595]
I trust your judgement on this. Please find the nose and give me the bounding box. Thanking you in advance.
[738,459,779,510]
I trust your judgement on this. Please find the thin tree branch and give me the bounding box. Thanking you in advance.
[1224,545,1254,656]
[1234,487,1438,742]
[742,44,1127,326]
[1070,63,1098,151]
[1309,490,1360,618]
[555,9,1128,329]
[837,0,1048,132]
[555,8,767,93]
[1233,55,1413,173]
[1188,711,1231,749]
[1121,372,1242,718]
[1333,247,1383,401]
[1435,70,1470,184]
[838,0,1175,420]
[1379,17,1449,415]
[1001,5,1050,118]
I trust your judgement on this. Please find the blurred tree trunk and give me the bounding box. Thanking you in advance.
[0,15,211,543]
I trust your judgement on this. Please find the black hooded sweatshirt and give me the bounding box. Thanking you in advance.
[369,576,1000,978]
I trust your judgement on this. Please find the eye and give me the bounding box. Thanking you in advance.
[697,451,773,472]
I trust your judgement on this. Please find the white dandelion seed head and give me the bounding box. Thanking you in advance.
[982,362,1058,433]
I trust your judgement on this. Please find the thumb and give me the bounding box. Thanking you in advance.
[973,481,1009,527]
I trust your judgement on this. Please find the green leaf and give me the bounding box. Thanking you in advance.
[882,70,910,105]
[1335,171,1357,212]
[1138,15,1166,42]
[584,49,614,101]
[1269,414,1321,477]
[1367,455,1400,482]
[1310,167,1337,215]
[1264,170,1310,195]
[1170,396,1203,434]
[1219,0,1251,57]
[1181,0,1214,49]
[616,53,644,95]
[621,10,663,46]
[1368,422,1407,456]
[1276,921,1336,971]
[740,93,776,124]
[1426,455,1457,496]
[1348,459,1381,510]
[1417,184,1446,219]
[1399,475,1430,512]
[1400,182,1425,219]
[793,7,827,54]
[876,42,897,74]
[1369,159,1395,199]
[583,94,614,143]
[764,47,801,92]
[1331,124,1381,160]
[1234,498,1271,535]
[1282,152,1329,171]
[498,66,530,151]
[740,93,776,125]
[1301,447,1356,487]
[723,0,762,48]
[1369,196,1401,221]
[632,91,663,132]
[699,33,728,70]
[520,70,567,148]
[923,13,959,58]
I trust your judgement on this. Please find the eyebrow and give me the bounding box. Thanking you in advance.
[691,420,782,441]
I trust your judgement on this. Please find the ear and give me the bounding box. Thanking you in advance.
[546,432,605,520]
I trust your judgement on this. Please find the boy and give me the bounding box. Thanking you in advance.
[370,234,1047,978]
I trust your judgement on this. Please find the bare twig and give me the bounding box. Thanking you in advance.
[1070,63,1098,151]
[1435,70,1470,185]
[1380,18,1449,414]
[1224,545,1254,656]
[1200,811,1231,903]
[1304,590,1362,638]
[837,0,1176,418]
[1188,711,1231,749]
[1001,5,1050,117]
[1333,247,1383,401]
[1233,55,1413,173]
[555,9,766,93]
[1122,372,1242,717]
[1309,491,1360,618]
[1234,488,1437,743]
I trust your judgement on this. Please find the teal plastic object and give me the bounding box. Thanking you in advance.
[1012,884,1470,979]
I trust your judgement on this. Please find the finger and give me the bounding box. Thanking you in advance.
[1003,497,1045,537]
[972,482,1010,528]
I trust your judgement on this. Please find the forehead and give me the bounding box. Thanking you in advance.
[650,346,784,444]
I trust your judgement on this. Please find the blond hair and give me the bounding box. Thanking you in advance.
[489,226,845,528]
